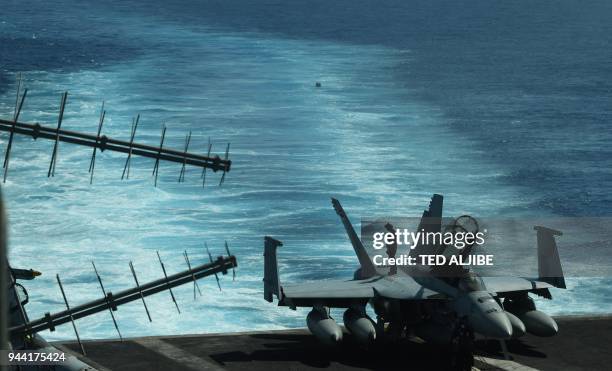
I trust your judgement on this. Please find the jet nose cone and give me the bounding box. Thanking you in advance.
[331,333,341,343]
[487,311,513,339]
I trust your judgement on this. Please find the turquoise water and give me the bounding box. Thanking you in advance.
[1,0,611,340]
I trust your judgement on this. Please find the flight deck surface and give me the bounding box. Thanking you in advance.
[55,315,612,371]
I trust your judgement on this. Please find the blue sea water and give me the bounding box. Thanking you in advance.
[1,0,611,340]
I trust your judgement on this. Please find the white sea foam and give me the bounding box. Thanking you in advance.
[2,15,609,341]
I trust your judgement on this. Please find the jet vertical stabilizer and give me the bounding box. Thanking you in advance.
[331,198,377,279]
[409,194,444,261]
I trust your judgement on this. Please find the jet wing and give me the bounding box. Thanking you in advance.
[279,276,441,308]
[482,276,554,295]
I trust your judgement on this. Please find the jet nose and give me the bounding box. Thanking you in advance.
[472,311,513,339]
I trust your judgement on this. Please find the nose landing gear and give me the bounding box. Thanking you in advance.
[450,319,475,371]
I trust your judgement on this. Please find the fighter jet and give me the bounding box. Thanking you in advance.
[263,194,565,356]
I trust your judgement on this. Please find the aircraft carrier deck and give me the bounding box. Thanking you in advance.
[55,315,612,371]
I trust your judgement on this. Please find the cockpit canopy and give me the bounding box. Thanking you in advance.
[458,272,485,292]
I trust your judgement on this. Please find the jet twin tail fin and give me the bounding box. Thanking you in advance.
[409,194,444,261]
[417,194,444,233]
[331,198,377,279]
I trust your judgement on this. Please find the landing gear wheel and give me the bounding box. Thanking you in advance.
[449,321,474,371]
[375,316,386,342]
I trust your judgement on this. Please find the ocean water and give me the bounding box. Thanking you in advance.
[1,0,611,340]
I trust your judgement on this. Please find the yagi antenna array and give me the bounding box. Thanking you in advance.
[0,79,231,186]
[9,249,237,355]
[2,77,239,355]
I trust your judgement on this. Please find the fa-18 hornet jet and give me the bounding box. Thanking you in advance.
[263,194,565,352]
